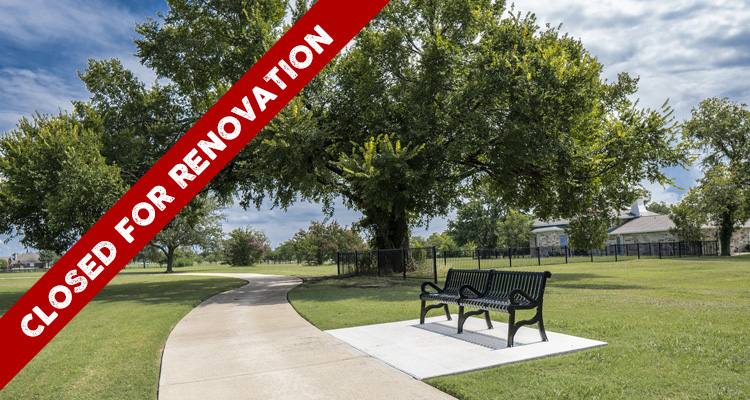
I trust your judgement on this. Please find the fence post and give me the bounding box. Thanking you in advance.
[477,248,481,269]
[658,242,662,259]
[615,244,618,262]
[377,249,381,276]
[678,242,682,258]
[537,246,541,266]
[355,250,359,276]
[432,246,438,283]
[402,247,407,280]
[337,252,340,276]
[565,246,568,263]
[509,248,512,268]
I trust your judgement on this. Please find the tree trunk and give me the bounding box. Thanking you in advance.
[718,211,734,256]
[165,247,176,273]
[369,210,410,249]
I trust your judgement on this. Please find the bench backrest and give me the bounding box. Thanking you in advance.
[443,269,492,295]
[485,270,551,303]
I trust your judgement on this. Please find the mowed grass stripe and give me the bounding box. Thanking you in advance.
[0,274,245,400]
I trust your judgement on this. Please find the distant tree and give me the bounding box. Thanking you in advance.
[668,195,706,243]
[38,249,62,266]
[293,221,365,265]
[223,226,270,267]
[497,210,533,248]
[410,235,426,248]
[142,246,166,266]
[0,259,7,270]
[646,201,672,215]
[424,232,458,252]
[151,196,225,272]
[568,209,612,250]
[448,188,505,249]
[274,240,298,262]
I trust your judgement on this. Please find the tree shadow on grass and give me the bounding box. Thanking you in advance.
[0,276,255,316]
[548,273,645,291]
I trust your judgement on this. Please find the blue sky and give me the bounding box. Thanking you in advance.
[1,0,749,253]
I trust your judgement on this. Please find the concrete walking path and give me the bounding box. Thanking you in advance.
[158,273,456,400]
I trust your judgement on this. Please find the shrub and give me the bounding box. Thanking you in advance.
[223,227,270,267]
[174,257,194,268]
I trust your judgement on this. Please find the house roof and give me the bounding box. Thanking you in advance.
[532,200,660,229]
[8,252,42,264]
[530,226,566,234]
[608,214,675,235]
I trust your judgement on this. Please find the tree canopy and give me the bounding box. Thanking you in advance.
[133,0,692,249]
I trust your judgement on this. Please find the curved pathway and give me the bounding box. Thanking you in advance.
[158,273,456,400]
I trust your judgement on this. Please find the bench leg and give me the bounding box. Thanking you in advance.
[507,310,517,347]
[443,304,452,321]
[458,306,490,334]
[537,309,548,342]
[507,307,548,347]
[458,306,465,334]
[421,301,452,324]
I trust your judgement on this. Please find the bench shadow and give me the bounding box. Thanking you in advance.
[414,321,517,350]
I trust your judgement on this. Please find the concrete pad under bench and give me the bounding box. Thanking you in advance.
[326,315,607,380]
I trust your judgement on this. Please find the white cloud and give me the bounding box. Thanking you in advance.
[513,0,750,206]
[0,68,86,129]
[0,0,138,49]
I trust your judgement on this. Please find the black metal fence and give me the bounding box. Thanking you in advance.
[338,241,718,282]
[337,247,438,282]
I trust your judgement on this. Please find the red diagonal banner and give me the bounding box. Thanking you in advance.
[0,0,390,390]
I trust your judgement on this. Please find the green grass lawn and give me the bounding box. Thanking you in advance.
[289,256,750,399]
[0,274,245,399]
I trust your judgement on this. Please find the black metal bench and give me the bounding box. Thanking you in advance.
[420,269,551,347]
[419,269,492,325]
[459,270,551,347]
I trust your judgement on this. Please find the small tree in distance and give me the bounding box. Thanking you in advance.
[223,227,270,267]
[293,221,365,265]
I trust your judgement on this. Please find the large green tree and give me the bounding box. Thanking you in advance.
[682,97,750,255]
[0,59,224,269]
[0,113,125,252]
[133,0,691,249]
[684,165,745,255]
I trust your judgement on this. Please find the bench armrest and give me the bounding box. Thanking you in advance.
[459,285,483,299]
[509,289,537,305]
[421,281,442,294]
